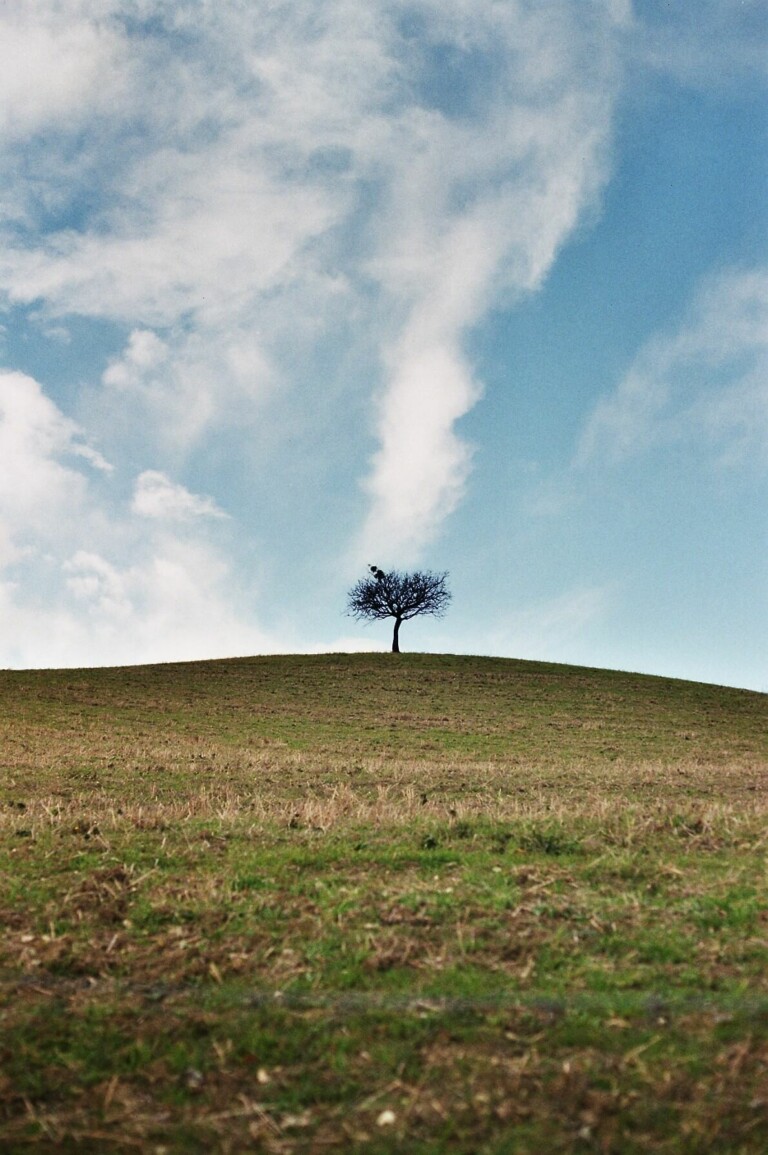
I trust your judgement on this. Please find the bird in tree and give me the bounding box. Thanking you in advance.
[347,568,451,653]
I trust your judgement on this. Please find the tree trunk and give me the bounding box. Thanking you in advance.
[392,617,402,653]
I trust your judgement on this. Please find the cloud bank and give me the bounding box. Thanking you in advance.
[0,368,275,667]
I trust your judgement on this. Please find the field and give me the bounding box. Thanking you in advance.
[1,652,767,1153]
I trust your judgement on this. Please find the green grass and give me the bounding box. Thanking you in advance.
[1,653,767,1152]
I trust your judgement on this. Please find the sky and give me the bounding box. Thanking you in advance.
[0,0,766,690]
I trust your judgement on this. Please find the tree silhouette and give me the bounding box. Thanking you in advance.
[347,568,451,653]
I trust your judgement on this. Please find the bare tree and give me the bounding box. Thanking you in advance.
[347,567,451,652]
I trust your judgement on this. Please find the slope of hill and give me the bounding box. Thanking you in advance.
[2,651,766,789]
[1,654,767,1152]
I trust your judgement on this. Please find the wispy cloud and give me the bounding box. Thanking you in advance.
[0,1,628,557]
[132,470,229,521]
[356,3,626,558]
[577,267,768,470]
[634,0,768,86]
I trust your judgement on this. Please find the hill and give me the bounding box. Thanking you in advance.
[3,651,765,791]
[1,654,767,1152]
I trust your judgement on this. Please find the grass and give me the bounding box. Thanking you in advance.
[0,652,767,1152]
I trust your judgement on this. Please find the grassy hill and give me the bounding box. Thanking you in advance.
[1,654,767,1152]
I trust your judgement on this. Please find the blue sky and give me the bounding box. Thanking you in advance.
[0,0,766,690]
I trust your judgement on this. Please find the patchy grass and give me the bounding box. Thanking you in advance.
[1,653,767,1152]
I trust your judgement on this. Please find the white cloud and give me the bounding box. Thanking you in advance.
[103,329,169,386]
[59,536,271,665]
[0,369,104,547]
[100,324,275,450]
[359,340,480,562]
[71,443,114,473]
[577,267,768,470]
[2,538,279,669]
[132,470,229,521]
[355,4,624,559]
[0,4,125,141]
[65,550,132,619]
[0,369,271,668]
[0,0,629,556]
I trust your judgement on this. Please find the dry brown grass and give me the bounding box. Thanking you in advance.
[1,654,767,1152]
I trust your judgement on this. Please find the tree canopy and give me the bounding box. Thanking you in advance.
[347,568,451,652]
